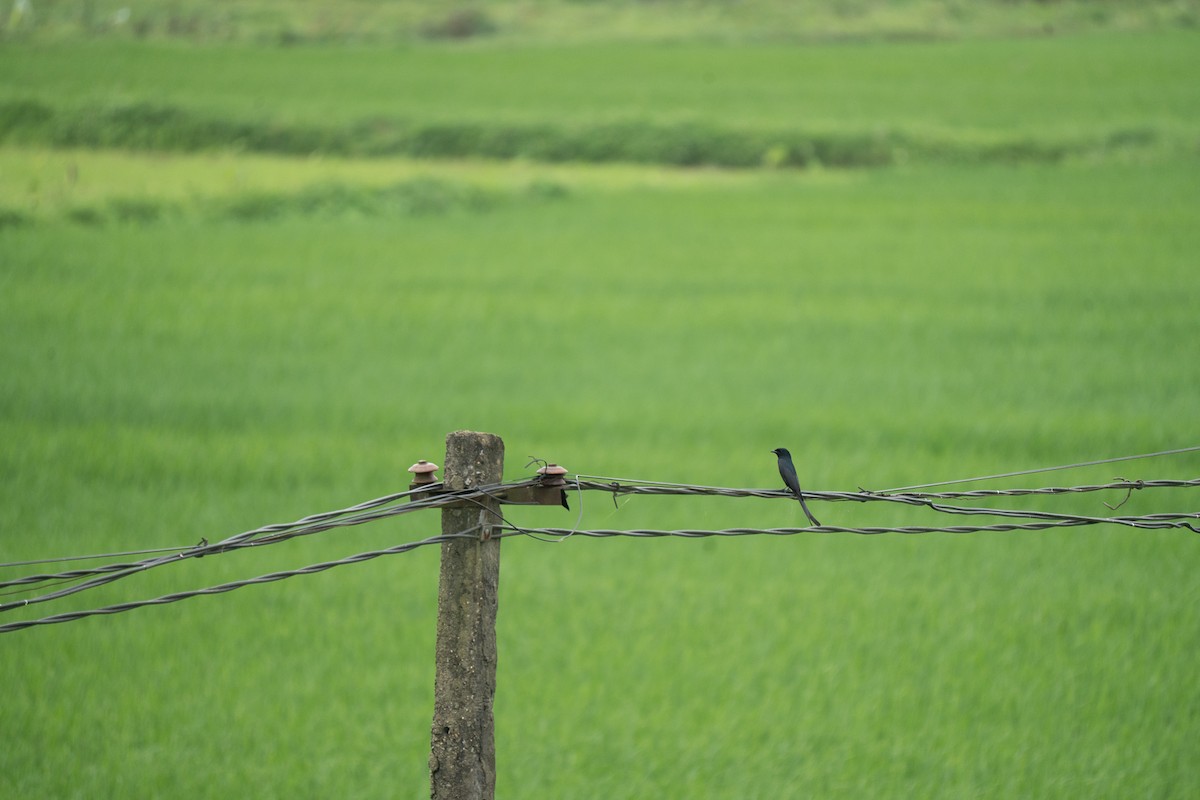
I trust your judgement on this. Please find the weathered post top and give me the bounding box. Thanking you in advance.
[442,430,504,492]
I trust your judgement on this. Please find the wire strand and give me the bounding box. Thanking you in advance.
[877,445,1200,493]
[571,478,1200,502]
[0,546,198,569]
[497,514,1199,539]
[0,529,478,634]
[575,447,1200,496]
[0,481,535,610]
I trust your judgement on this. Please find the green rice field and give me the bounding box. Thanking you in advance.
[2,4,1199,797]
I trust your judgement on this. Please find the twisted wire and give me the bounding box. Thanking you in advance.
[0,530,477,634]
[0,481,534,611]
[1,472,1194,634]
[572,477,1200,501]
[563,478,1199,533]
[499,515,1198,541]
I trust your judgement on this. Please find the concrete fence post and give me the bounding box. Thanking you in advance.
[429,430,504,800]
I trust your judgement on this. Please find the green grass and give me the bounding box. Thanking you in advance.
[2,159,1199,798]
[3,33,1197,131]
[3,32,1199,167]
[2,21,1200,799]
[9,33,1200,128]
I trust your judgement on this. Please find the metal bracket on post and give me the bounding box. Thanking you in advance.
[408,462,571,510]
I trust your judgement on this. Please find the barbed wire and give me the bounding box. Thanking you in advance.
[560,479,1200,532]
[496,517,1179,539]
[0,481,534,612]
[1,483,432,575]
[1,471,1194,634]
[499,477,1200,539]
[570,477,1200,502]
[0,529,480,634]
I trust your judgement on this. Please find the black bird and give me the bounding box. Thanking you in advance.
[772,447,821,527]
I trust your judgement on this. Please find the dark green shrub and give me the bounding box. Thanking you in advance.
[0,206,30,229]
[66,206,106,225]
[0,99,54,138]
[419,8,496,40]
[107,197,168,223]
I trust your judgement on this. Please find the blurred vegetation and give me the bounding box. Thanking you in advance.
[1,97,1128,168]
[3,28,1198,170]
[0,165,565,228]
[2,97,1186,169]
[1,0,1198,44]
